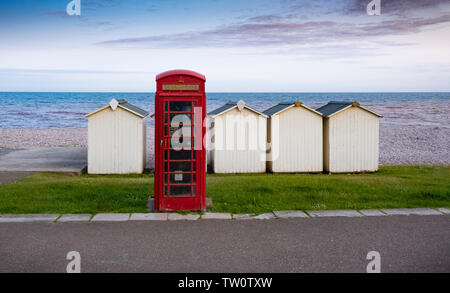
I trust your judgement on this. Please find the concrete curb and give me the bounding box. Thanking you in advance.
[307,210,363,218]
[273,210,309,218]
[201,212,232,220]
[168,213,200,221]
[58,214,92,222]
[0,208,448,223]
[91,213,130,222]
[380,208,442,216]
[0,214,60,223]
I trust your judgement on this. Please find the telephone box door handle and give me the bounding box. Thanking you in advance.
[160,139,164,147]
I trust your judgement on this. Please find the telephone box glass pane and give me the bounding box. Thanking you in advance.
[169,162,191,172]
[169,125,190,137]
[169,150,192,161]
[169,185,191,197]
[169,114,191,125]
[169,173,192,184]
[170,101,191,112]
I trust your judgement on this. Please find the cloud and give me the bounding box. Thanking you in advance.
[94,21,113,26]
[246,14,285,23]
[84,0,121,9]
[97,13,450,49]
[0,68,156,75]
[345,0,450,15]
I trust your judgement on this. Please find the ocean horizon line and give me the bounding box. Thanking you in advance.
[1,91,450,94]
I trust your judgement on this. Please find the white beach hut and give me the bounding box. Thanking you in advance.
[316,101,382,173]
[263,100,323,173]
[208,100,268,173]
[85,99,148,174]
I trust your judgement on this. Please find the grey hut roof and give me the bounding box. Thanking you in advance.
[208,101,237,116]
[208,100,268,118]
[263,101,293,116]
[263,100,322,117]
[116,99,149,117]
[316,101,382,118]
[85,99,149,118]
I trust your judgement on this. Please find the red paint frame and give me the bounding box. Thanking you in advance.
[154,70,206,211]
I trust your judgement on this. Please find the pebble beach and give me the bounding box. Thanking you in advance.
[1,93,449,166]
[1,122,449,166]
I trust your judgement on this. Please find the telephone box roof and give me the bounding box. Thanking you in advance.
[156,69,206,81]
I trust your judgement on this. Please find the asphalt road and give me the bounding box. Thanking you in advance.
[0,215,449,273]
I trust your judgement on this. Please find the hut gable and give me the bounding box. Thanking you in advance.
[263,100,322,117]
[86,99,149,118]
[208,100,268,118]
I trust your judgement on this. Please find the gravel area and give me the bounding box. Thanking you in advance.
[0,124,448,166]
[379,123,450,165]
[0,128,155,169]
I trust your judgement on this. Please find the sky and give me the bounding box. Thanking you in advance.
[0,0,450,92]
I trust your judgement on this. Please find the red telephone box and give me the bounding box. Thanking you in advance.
[154,69,206,211]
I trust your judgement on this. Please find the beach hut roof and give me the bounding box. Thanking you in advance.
[85,99,149,118]
[316,101,382,118]
[263,100,322,117]
[208,100,268,118]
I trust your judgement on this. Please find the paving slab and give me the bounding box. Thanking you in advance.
[436,208,450,215]
[307,210,363,218]
[359,209,387,216]
[201,213,232,220]
[91,213,130,222]
[130,213,168,221]
[381,208,443,216]
[232,214,253,220]
[0,147,86,174]
[167,213,200,221]
[274,210,309,218]
[253,213,276,220]
[57,214,92,222]
[0,214,60,223]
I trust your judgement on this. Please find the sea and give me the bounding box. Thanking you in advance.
[0,92,449,129]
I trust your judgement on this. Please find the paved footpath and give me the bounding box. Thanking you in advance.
[0,147,86,174]
[0,214,448,272]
